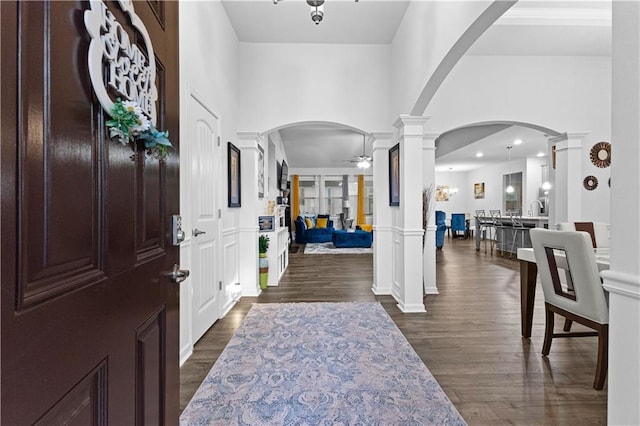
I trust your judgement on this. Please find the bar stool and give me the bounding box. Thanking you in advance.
[476,210,494,253]
[489,209,504,255]
[508,211,528,258]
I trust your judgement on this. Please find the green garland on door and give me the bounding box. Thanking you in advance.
[106,99,173,160]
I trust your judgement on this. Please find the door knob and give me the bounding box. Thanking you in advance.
[170,264,190,284]
[193,228,207,237]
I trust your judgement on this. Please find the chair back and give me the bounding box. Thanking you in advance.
[557,222,609,248]
[475,210,487,225]
[530,229,609,325]
[435,210,446,226]
[489,209,502,227]
[451,213,466,231]
[508,211,524,228]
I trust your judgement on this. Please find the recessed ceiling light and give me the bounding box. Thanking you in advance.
[514,139,523,145]
[476,152,483,158]
[537,152,545,157]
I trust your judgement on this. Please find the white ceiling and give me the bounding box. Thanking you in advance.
[278,123,370,168]
[435,125,552,172]
[221,0,611,171]
[221,0,410,44]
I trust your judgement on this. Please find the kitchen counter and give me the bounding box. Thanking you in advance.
[474,215,549,252]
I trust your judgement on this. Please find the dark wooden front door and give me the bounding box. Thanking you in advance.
[1,1,180,424]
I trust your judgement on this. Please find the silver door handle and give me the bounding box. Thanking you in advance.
[170,264,190,284]
[193,228,207,237]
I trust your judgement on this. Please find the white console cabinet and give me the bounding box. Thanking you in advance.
[265,226,289,286]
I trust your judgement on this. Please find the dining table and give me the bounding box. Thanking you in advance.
[516,247,610,338]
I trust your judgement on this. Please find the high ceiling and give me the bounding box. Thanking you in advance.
[222,1,410,44]
[221,0,611,171]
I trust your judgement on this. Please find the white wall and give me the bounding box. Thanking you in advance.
[390,1,494,120]
[238,43,391,133]
[179,1,240,365]
[260,131,289,215]
[436,157,547,220]
[434,171,469,217]
[428,55,611,222]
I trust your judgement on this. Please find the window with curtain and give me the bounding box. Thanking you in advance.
[365,178,374,216]
[324,177,343,216]
[298,176,318,216]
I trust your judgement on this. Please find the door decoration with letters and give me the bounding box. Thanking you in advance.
[85,0,172,159]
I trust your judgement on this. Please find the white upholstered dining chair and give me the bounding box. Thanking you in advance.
[557,222,609,248]
[529,228,609,390]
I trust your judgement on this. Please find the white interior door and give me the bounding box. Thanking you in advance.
[189,94,221,343]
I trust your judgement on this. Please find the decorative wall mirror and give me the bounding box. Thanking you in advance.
[590,142,611,168]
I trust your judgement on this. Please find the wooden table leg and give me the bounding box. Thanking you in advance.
[520,260,538,338]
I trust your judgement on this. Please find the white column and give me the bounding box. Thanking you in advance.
[372,132,394,295]
[601,3,640,424]
[550,131,589,225]
[423,132,438,295]
[236,132,261,297]
[392,115,428,313]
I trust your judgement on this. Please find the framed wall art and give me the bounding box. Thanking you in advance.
[435,185,449,202]
[389,143,400,206]
[228,142,241,207]
[258,215,274,232]
[474,182,485,199]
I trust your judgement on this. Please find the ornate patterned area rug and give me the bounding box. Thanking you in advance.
[180,302,466,425]
[303,242,373,255]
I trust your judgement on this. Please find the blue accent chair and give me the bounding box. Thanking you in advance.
[294,215,335,244]
[451,213,467,238]
[435,210,446,250]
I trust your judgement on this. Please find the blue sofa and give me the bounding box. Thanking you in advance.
[294,215,335,244]
[435,210,446,250]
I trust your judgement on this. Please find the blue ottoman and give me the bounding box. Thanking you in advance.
[332,230,373,248]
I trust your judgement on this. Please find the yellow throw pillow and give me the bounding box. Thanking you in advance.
[316,218,328,228]
[305,217,314,229]
[359,224,373,232]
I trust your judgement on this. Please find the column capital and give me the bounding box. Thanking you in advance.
[370,131,394,142]
[236,132,261,150]
[236,132,262,151]
[423,131,441,141]
[392,115,431,135]
[548,131,591,144]
[372,133,395,151]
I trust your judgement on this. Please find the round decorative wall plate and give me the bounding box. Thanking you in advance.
[590,142,611,168]
[584,175,598,191]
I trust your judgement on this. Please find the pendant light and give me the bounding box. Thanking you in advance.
[506,146,515,194]
[448,168,458,196]
[541,164,551,193]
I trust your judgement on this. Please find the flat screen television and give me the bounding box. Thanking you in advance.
[279,160,288,190]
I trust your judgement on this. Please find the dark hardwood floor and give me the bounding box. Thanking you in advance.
[180,237,607,425]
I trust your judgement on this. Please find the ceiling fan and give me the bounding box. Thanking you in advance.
[348,134,372,169]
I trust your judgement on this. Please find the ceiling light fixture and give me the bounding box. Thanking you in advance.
[357,159,371,169]
[308,0,324,25]
[541,165,551,192]
[273,0,358,25]
[536,152,545,157]
[447,168,459,196]
[506,146,515,194]
[476,152,483,158]
[514,139,523,145]
[355,134,372,169]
